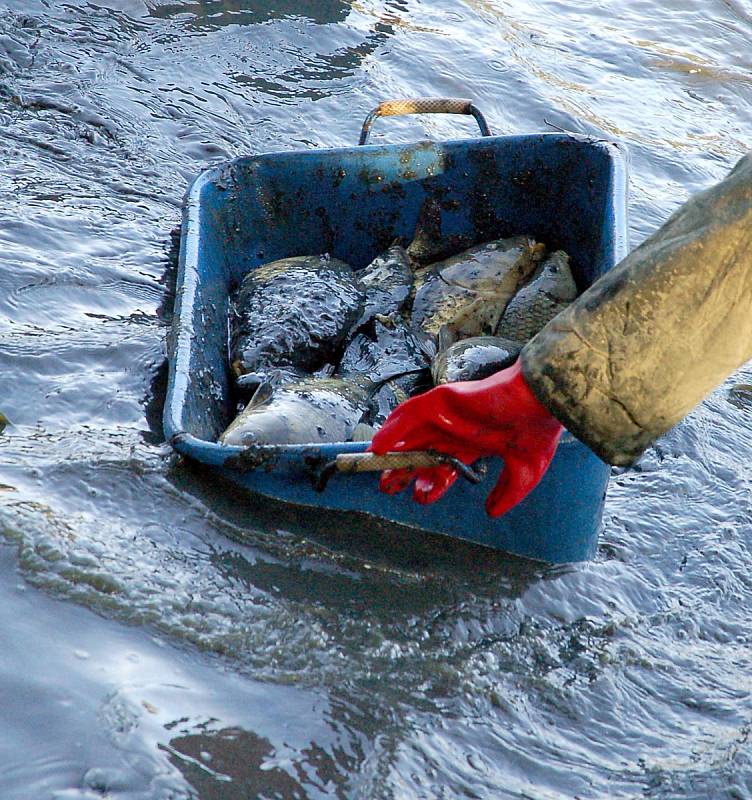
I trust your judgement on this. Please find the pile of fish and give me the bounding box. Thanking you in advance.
[219,228,579,447]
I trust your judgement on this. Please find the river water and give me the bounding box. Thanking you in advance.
[0,1,750,798]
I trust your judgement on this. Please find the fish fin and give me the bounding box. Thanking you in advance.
[437,324,458,353]
[530,241,547,261]
[373,313,397,328]
[350,422,376,442]
[419,335,437,361]
[315,363,336,378]
[367,365,428,394]
[236,371,265,392]
[248,381,275,409]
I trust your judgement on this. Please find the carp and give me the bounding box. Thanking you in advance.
[221,317,433,447]
[219,369,428,447]
[338,315,431,381]
[229,254,364,390]
[219,376,375,447]
[411,236,545,337]
[337,314,434,428]
[495,250,578,341]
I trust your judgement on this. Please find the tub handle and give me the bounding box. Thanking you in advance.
[314,450,485,492]
[358,97,492,145]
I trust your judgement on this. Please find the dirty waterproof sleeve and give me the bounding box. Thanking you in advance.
[521,152,752,466]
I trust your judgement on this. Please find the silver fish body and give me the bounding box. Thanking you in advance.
[219,376,371,447]
[411,236,545,336]
[431,336,523,385]
[222,317,433,447]
[495,250,578,341]
[229,254,364,388]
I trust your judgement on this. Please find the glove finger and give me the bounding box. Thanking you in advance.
[412,466,459,505]
[370,420,446,455]
[379,468,416,495]
[371,418,475,459]
[485,451,552,518]
[411,446,482,505]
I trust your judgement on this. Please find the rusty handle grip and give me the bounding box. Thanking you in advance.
[375,98,475,117]
[358,97,492,145]
[314,450,485,492]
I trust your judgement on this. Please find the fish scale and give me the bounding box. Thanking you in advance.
[495,250,578,341]
[229,254,364,387]
[411,236,545,336]
[219,376,372,447]
[337,315,433,427]
[431,336,523,385]
[353,243,413,329]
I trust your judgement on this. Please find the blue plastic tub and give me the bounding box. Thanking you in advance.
[164,130,628,563]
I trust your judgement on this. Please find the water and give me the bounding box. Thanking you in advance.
[0,1,751,797]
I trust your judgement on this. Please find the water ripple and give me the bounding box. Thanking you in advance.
[0,0,751,797]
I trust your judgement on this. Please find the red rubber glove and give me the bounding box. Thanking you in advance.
[368,359,564,517]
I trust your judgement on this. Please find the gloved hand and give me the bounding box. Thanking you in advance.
[368,359,564,517]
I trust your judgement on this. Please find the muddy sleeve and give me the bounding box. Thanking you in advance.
[520,152,752,466]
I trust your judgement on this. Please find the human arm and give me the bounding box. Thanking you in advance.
[522,151,752,466]
[370,152,752,510]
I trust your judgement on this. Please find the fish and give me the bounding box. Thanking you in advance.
[219,366,429,447]
[338,315,432,381]
[235,365,306,394]
[411,236,545,337]
[431,334,523,385]
[366,369,433,428]
[219,376,376,447]
[337,314,434,427]
[495,250,578,341]
[221,316,433,447]
[350,422,378,442]
[354,244,413,329]
[229,254,364,390]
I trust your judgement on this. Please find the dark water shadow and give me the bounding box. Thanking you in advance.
[162,722,355,800]
[163,726,309,800]
[149,0,354,30]
[167,459,554,604]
